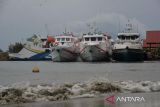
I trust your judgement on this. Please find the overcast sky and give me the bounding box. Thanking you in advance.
[0,0,160,50]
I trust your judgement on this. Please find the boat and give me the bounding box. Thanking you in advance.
[112,21,144,62]
[51,33,80,62]
[9,35,55,61]
[79,33,112,62]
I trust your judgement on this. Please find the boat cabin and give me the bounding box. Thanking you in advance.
[117,33,140,41]
[82,34,106,42]
[55,36,74,43]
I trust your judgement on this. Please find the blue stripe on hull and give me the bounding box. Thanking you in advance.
[112,49,144,62]
[29,52,52,60]
[10,52,52,61]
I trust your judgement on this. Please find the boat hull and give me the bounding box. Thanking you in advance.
[112,49,144,62]
[9,47,52,61]
[80,45,110,62]
[52,47,78,62]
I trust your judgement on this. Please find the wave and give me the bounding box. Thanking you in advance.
[0,77,160,105]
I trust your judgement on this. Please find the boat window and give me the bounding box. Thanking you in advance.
[131,36,135,40]
[61,38,65,42]
[121,36,125,40]
[66,38,70,41]
[91,37,96,41]
[126,36,130,40]
[119,36,124,40]
[135,35,139,39]
[131,35,139,39]
[98,37,102,41]
[118,36,121,39]
[118,35,125,40]
[57,38,60,41]
[85,37,89,41]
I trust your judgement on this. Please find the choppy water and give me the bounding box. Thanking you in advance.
[3,93,160,107]
[0,61,160,107]
[0,61,160,85]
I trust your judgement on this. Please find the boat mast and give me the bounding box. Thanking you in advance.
[136,24,139,33]
[118,18,121,33]
[125,20,132,33]
[65,27,67,34]
[45,24,50,35]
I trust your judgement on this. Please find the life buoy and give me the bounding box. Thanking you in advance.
[32,66,40,73]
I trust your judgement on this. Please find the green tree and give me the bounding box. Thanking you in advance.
[9,42,23,53]
[0,49,3,52]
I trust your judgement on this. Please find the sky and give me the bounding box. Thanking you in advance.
[0,0,160,51]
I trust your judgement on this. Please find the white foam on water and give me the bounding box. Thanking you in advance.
[150,81,160,92]
[117,81,151,93]
[11,81,30,89]
[70,84,85,95]
[0,77,160,105]
[70,94,96,99]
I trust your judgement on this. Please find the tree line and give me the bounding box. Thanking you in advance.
[8,42,23,53]
[0,49,3,52]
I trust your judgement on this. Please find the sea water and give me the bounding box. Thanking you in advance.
[0,61,160,107]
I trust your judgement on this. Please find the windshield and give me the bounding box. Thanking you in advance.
[85,37,89,41]
[91,37,96,41]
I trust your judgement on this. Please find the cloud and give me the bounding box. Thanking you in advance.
[0,0,158,50]
[0,0,8,12]
[67,13,148,38]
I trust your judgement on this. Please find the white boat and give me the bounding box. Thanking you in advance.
[51,33,80,62]
[79,33,112,62]
[112,21,144,62]
[9,35,54,61]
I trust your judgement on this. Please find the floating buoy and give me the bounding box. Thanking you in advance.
[32,66,40,73]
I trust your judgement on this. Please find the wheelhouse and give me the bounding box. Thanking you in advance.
[117,33,140,41]
[82,34,106,42]
[55,36,74,43]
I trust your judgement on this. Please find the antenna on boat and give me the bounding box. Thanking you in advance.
[136,24,139,33]
[65,27,67,34]
[45,24,50,35]
[86,22,99,34]
[86,23,91,34]
[125,19,132,33]
[118,18,121,33]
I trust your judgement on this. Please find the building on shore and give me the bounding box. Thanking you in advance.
[143,31,160,60]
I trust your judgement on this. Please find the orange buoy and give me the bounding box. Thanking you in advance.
[32,66,40,73]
